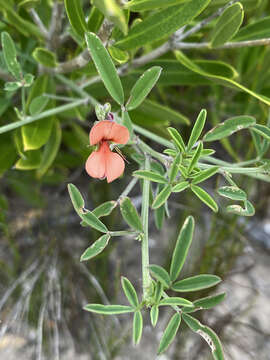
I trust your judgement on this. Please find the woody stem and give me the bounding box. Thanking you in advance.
[141,155,152,301]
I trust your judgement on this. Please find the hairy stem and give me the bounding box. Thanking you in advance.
[141,156,152,301]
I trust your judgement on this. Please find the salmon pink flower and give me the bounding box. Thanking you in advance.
[85,120,129,183]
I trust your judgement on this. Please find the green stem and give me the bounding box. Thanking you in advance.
[138,139,169,164]
[133,124,173,148]
[141,156,152,301]
[0,99,87,134]
[109,230,140,237]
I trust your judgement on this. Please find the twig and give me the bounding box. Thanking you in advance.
[174,38,270,49]
[29,9,48,39]
[48,2,64,51]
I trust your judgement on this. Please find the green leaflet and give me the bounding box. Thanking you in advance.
[187,110,207,151]
[127,66,162,110]
[87,6,104,32]
[85,32,124,105]
[80,233,111,261]
[152,184,172,209]
[92,0,128,35]
[233,16,270,41]
[170,216,194,282]
[115,0,212,50]
[133,311,143,345]
[158,313,181,354]
[29,95,49,116]
[191,184,219,213]
[67,183,85,213]
[121,277,139,308]
[92,201,117,218]
[172,274,221,292]
[218,186,247,201]
[149,264,171,288]
[251,124,270,141]
[211,2,244,48]
[159,297,193,307]
[64,0,87,38]
[203,116,256,141]
[133,170,168,183]
[84,304,134,314]
[32,47,58,68]
[175,51,270,106]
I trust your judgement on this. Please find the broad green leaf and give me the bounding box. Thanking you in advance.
[87,6,104,32]
[84,304,134,314]
[167,127,186,152]
[115,0,212,50]
[133,311,143,345]
[29,95,49,116]
[92,0,128,35]
[192,167,219,185]
[159,297,193,307]
[172,181,189,193]
[109,46,129,64]
[149,264,171,288]
[133,170,168,183]
[233,16,270,41]
[150,305,159,327]
[1,32,22,80]
[172,274,221,292]
[80,233,111,261]
[126,0,188,11]
[64,0,87,38]
[127,66,162,110]
[158,313,181,354]
[37,120,62,177]
[193,293,226,309]
[22,76,54,150]
[131,99,190,125]
[170,216,194,282]
[211,3,244,48]
[187,109,207,151]
[182,314,224,360]
[251,124,270,141]
[218,186,247,201]
[4,82,21,91]
[152,184,172,209]
[92,201,117,218]
[121,277,139,308]
[226,200,255,216]
[175,51,270,107]
[169,153,181,183]
[203,116,256,142]
[191,185,219,212]
[15,150,41,170]
[68,183,85,213]
[120,197,143,232]
[32,47,57,68]
[80,211,108,233]
[0,134,17,175]
[188,142,203,174]
[85,32,124,105]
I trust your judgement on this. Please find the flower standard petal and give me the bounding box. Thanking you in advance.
[90,120,129,145]
[105,151,125,183]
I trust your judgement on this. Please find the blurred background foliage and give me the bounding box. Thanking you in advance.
[0,0,270,359]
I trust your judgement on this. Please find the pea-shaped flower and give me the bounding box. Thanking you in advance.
[85,120,129,183]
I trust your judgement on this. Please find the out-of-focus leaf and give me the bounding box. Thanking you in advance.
[80,233,110,261]
[37,120,62,177]
[251,124,270,141]
[233,16,270,41]
[32,47,58,68]
[85,32,124,105]
[0,134,17,175]
[15,150,41,170]
[109,46,129,64]
[211,2,244,47]
[4,81,22,91]
[87,5,104,32]
[64,0,87,38]
[126,0,188,11]
[29,95,49,116]
[92,0,128,35]
[115,0,212,50]
[175,51,270,106]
